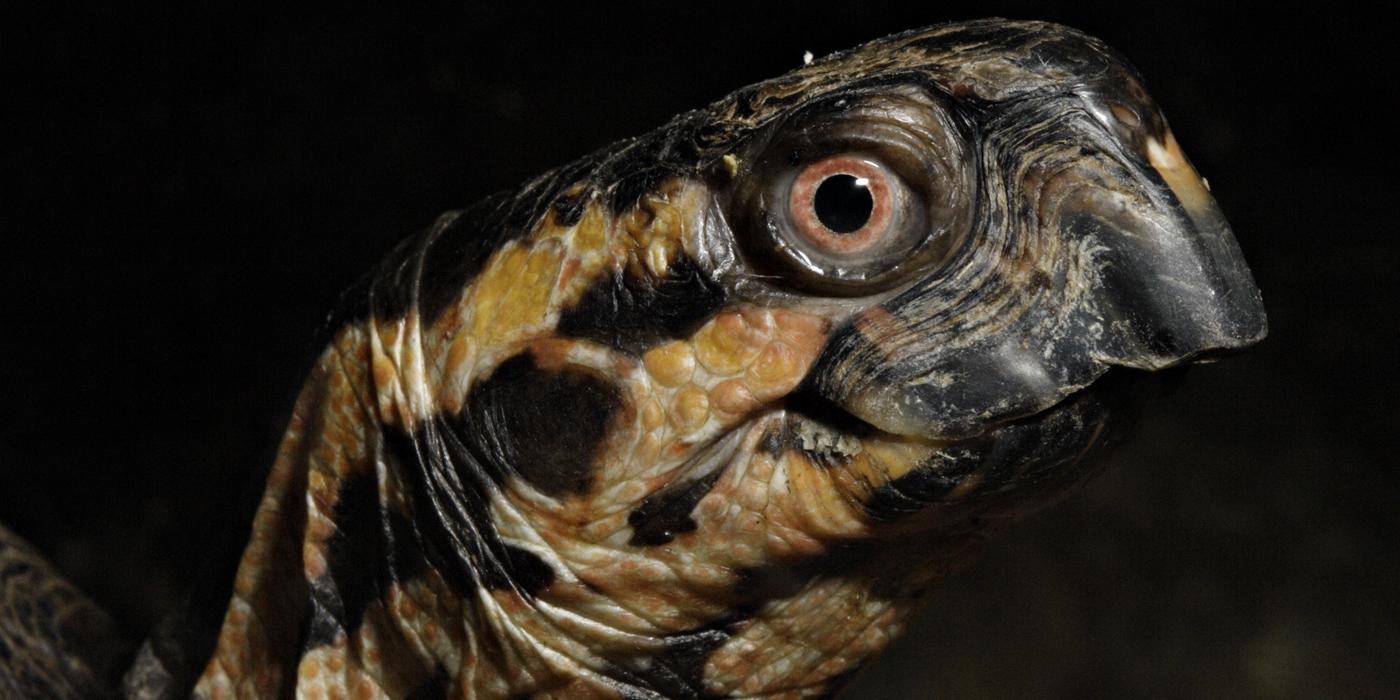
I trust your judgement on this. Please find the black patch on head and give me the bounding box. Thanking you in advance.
[302,593,347,650]
[864,446,981,522]
[733,543,872,604]
[556,254,726,356]
[477,544,556,595]
[317,474,387,635]
[626,467,726,547]
[385,416,560,601]
[382,424,481,599]
[759,421,794,458]
[606,619,741,699]
[607,163,681,214]
[465,353,623,497]
[301,469,437,649]
[551,189,590,227]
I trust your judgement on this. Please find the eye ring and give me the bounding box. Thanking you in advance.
[786,155,894,256]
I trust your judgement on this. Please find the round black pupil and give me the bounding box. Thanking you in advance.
[813,173,873,234]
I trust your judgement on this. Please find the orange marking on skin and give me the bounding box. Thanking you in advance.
[354,681,375,700]
[482,242,565,346]
[851,305,906,358]
[371,356,396,398]
[642,341,696,387]
[556,256,582,291]
[749,340,798,385]
[308,514,335,542]
[528,337,576,371]
[669,385,710,434]
[862,436,938,482]
[640,397,665,431]
[711,379,759,416]
[571,202,608,254]
[611,352,637,377]
[304,542,327,579]
[443,331,475,378]
[781,452,870,539]
[469,245,525,338]
[693,312,768,376]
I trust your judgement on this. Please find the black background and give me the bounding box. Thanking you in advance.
[5,4,1397,697]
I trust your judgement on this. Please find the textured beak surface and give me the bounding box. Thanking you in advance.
[814,112,1268,440]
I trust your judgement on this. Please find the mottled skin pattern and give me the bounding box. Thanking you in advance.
[1,19,1267,700]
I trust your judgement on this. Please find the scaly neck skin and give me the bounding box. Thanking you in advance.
[180,313,989,699]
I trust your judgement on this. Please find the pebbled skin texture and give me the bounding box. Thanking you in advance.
[2,19,1266,700]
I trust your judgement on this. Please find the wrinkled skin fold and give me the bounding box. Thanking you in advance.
[93,19,1265,700]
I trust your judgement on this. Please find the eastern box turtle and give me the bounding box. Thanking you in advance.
[1,19,1266,699]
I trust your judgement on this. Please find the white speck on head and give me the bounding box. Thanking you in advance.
[803,50,814,65]
[999,339,1056,394]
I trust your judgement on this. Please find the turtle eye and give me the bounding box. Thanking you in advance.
[758,150,930,293]
[724,87,975,296]
[788,156,895,255]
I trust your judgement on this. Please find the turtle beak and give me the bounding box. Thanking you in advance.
[1061,129,1268,368]
[810,119,1268,440]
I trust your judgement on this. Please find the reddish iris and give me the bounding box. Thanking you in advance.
[787,155,894,255]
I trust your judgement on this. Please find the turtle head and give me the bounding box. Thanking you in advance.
[685,20,1269,528]
[254,19,1269,699]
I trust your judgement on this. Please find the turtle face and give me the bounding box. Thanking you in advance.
[684,27,1268,529]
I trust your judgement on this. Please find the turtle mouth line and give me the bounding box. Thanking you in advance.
[857,368,1160,520]
[966,366,1158,443]
[787,366,1152,448]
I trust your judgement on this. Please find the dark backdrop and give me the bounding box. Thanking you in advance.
[5,4,1396,697]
